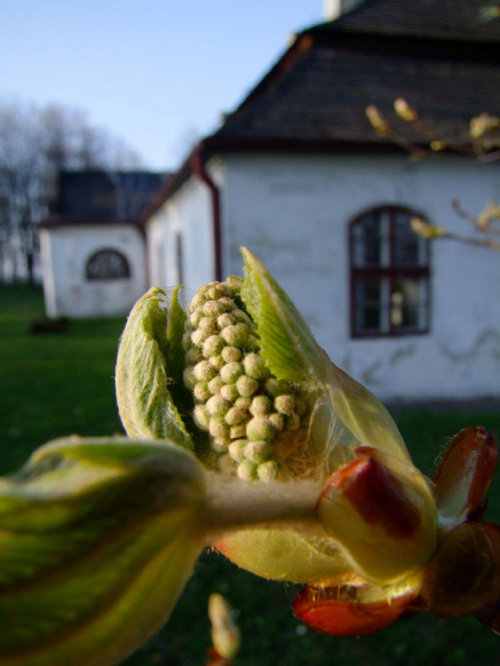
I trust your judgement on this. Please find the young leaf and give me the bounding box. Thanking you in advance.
[0,436,206,666]
[116,287,193,448]
[240,247,326,382]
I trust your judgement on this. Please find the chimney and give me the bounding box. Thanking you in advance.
[324,0,365,20]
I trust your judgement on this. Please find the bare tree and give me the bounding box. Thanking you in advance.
[0,98,142,284]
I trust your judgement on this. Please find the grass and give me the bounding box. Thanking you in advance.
[1,285,500,665]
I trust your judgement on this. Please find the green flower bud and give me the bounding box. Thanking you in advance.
[243,353,270,380]
[204,283,228,300]
[194,360,217,382]
[203,300,226,317]
[220,323,251,347]
[220,383,240,402]
[268,412,285,432]
[228,439,248,462]
[193,381,211,403]
[257,460,279,482]
[206,395,231,417]
[203,334,225,358]
[194,404,210,429]
[188,293,205,310]
[181,330,193,351]
[183,366,197,390]
[236,375,259,398]
[235,396,252,410]
[250,394,272,416]
[225,406,248,426]
[191,328,212,348]
[209,417,230,444]
[226,275,243,292]
[185,347,203,365]
[222,346,242,363]
[220,361,244,384]
[198,316,218,333]
[245,440,271,464]
[246,416,276,442]
[237,459,258,481]
[208,376,225,395]
[209,354,225,371]
[230,425,247,439]
[217,312,234,329]
[218,296,236,311]
[275,394,295,416]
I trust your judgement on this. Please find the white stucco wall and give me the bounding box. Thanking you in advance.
[146,176,215,294]
[214,152,500,402]
[39,224,147,318]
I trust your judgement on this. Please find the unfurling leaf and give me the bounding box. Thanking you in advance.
[0,437,205,666]
[116,287,194,448]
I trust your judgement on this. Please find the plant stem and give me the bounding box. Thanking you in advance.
[199,474,327,543]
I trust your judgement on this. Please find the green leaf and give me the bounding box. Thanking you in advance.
[0,436,205,666]
[240,248,325,382]
[116,288,193,448]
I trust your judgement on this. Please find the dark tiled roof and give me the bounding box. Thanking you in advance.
[42,170,168,227]
[316,0,500,43]
[212,0,500,148]
[214,40,500,147]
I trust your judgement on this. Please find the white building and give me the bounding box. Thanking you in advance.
[41,0,500,402]
[39,170,166,318]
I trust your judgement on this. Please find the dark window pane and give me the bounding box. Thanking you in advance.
[355,277,383,332]
[353,212,385,267]
[360,306,382,331]
[393,211,425,265]
[391,278,425,329]
[86,249,130,281]
[357,276,381,303]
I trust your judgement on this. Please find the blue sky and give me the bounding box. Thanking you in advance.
[1,1,325,170]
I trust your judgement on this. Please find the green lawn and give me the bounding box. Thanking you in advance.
[1,285,500,665]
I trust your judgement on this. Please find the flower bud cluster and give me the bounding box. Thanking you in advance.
[182,277,307,481]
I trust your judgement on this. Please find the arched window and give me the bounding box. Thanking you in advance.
[86,249,131,281]
[349,206,430,337]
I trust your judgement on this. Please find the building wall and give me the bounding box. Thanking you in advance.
[39,224,147,318]
[215,152,500,402]
[146,176,215,294]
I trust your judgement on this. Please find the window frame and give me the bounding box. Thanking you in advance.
[349,205,431,339]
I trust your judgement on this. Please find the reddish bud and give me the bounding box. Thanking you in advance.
[434,427,497,530]
[422,521,500,617]
[317,447,437,583]
[292,584,416,636]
